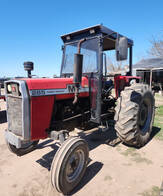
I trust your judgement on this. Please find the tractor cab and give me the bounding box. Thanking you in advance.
[60,25,134,123]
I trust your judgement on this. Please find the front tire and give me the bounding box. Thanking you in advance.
[114,84,155,147]
[51,137,89,195]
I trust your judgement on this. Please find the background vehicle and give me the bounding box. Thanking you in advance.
[0,83,5,100]
[4,25,155,194]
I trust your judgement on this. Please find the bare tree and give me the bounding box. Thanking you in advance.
[106,56,128,75]
[148,35,163,58]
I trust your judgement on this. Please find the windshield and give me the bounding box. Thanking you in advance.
[104,49,129,76]
[61,38,99,75]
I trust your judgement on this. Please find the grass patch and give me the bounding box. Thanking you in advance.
[120,148,152,165]
[155,93,162,97]
[120,147,136,156]
[156,105,163,114]
[154,105,163,140]
[139,186,160,196]
[132,156,152,164]
[104,175,112,181]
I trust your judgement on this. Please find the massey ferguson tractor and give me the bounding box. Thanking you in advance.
[4,25,155,194]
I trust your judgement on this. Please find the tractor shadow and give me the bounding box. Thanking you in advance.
[36,126,118,194]
[36,125,119,170]
[36,140,59,170]
[150,126,161,140]
[35,123,160,194]
[70,161,103,195]
[0,110,7,124]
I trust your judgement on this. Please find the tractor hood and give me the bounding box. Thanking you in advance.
[23,77,89,90]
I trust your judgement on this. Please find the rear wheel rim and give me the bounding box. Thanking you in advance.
[138,96,152,134]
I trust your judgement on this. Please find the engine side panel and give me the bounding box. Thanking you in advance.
[30,96,54,140]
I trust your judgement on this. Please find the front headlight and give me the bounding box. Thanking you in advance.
[6,83,21,96]
[7,84,12,93]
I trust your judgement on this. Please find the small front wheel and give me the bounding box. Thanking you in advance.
[50,137,89,195]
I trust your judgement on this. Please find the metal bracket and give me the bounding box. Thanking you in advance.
[49,130,69,144]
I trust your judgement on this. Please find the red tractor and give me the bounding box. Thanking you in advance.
[4,25,155,194]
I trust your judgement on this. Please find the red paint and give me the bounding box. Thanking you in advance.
[21,74,141,140]
[30,96,54,140]
[90,78,98,109]
[26,75,141,140]
[24,77,89,90]
[114,75,141,98]
[0,96,5,100]
[55,92,89,100]
[12,86,16,92]
[23,77,89,140]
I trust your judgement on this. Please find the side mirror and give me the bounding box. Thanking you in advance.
[116,36,128,61]
[73,53,83,84]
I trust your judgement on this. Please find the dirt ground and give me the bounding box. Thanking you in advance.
[0,99,163,196]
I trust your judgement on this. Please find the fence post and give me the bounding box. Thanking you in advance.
[149,69,153,90]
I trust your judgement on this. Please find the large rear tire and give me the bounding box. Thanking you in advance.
[50,137,89,195]
[114,84,155,147]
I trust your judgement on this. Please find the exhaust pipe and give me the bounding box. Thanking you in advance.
[73,39,86,104]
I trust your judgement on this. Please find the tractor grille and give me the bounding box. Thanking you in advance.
[7,96,22,136]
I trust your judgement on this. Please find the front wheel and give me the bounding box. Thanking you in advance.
[50,137,89,195]
[114,84,155,147]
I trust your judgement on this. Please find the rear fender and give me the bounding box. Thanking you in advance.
[114,76,140,98]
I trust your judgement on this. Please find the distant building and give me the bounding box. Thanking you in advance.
[0,77,11,88]
[133,58,163,92]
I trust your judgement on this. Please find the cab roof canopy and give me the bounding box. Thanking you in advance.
[61,24,133,51]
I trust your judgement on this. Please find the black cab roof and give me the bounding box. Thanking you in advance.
[61,24,133,50]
